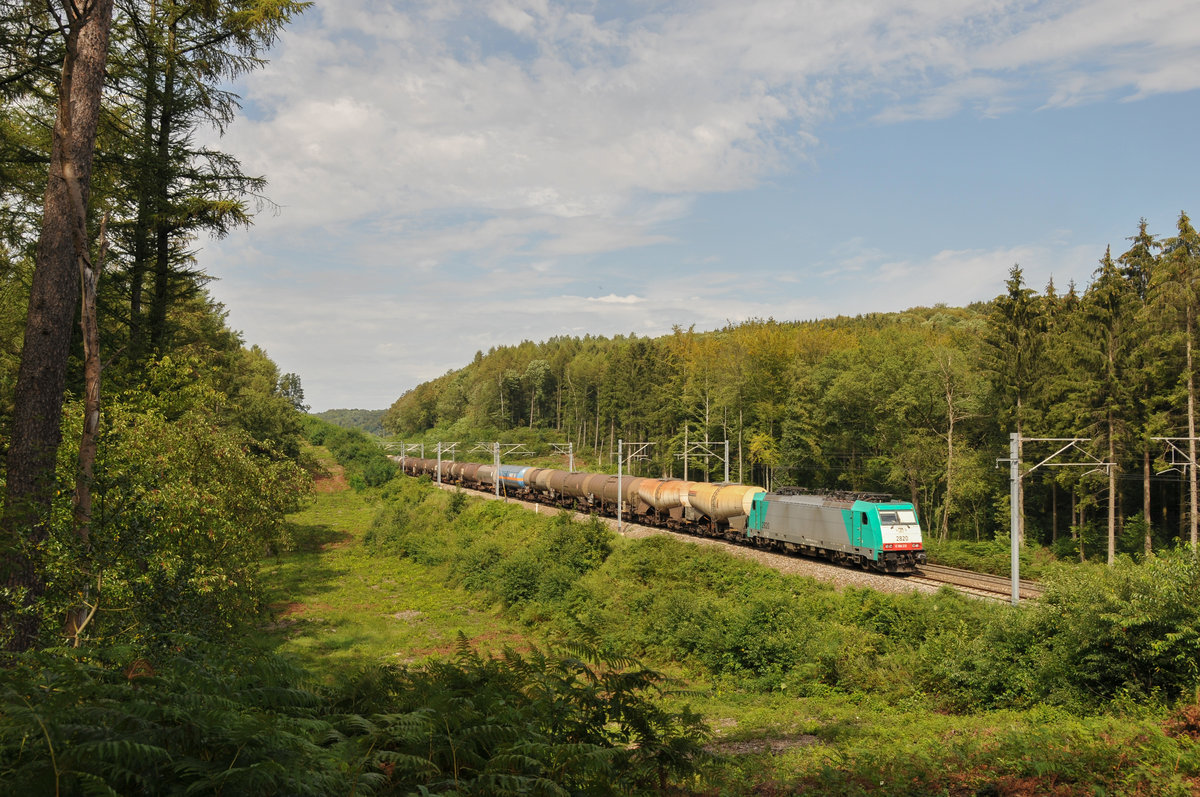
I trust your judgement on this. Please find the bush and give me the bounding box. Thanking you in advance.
[368,478,1200,711]
[306,418,397,488]
[1031,550,1200,704]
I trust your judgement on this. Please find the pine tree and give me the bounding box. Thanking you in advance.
[1077,247,1136,563]
[1119,219,1166,554]
[984,265,1046,543]
[104,0,308,361]
[1155,212,1200,550]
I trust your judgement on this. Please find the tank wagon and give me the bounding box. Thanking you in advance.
[391,456,926,573]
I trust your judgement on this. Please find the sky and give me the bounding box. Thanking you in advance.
[200,0,1200,413]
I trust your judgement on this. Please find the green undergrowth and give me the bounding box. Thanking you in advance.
[38,463,1184,795]
[0,637,709,796]
[690,693,1200,796]
[354,476,1200,793]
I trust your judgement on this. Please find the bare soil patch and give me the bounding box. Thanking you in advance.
[392,610,424,621]
[707,735,821,756]
[313,462,349,493]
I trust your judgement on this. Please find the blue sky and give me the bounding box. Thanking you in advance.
[201,0,1200,412]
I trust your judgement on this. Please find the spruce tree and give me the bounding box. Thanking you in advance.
[1155,212,1200,550]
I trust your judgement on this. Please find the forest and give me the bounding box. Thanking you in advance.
[0,0,314,651]
[384,219,1200,564]
[315,407,388,436]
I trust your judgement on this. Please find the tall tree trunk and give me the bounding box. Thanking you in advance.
[1016,402,1024,545]
[148,36,177,354]
[2,0,115,652]
[941,401,954,541]
[67,214,106,646]
[1078,502,1086,563]
[1107,423,1116,564]
[1144,448,1152,555]
[737,407,743,483]
[73,216,106,542]
[1051,480,1057,543]
[1188,309,1198,550]
[129,32,159,361]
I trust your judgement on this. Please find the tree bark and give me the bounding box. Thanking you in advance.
[73,214,106,542]
[1188,308,1198,550]
[940,356,955,541]
[148,40,176,354]
[1107,426,1116,565]
[1051,480,1057,543]
[3,0,115,652]
[1144,449,1152,555]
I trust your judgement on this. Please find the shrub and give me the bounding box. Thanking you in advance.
[1031,550,1200,704]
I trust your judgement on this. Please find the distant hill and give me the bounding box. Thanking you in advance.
[313,408,387,437]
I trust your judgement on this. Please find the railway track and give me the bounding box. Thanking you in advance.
[910,563,1043,603]
[429,481,1047,604]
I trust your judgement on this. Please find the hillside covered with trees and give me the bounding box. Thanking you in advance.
[386,214,1200,562]
[314,407,388,436]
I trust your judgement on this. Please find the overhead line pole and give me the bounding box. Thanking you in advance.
[1009,434,1019,606]
[1000,434,1109,606]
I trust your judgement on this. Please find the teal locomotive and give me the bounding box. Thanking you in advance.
[745,489,926,573]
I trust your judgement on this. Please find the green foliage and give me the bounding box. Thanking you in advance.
[0,355,312,651]
[922,537,1053,579]
[0,642,355,796]
[326,641,709,795]
[374,480,1200,712]
[314,407,387,436]
[1031,550,1200,703]
[85,360,309,646]
[306,417,397,488]
[366,482,613,609]
[0,638,708,796]
[918,550,1200,710]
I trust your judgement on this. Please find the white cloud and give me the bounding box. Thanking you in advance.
[224,0,1200,234]
[200,0,1200,408]
[586,294,643,305]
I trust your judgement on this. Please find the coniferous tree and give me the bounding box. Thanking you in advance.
[104,0,308,363]
[1077,247,1137,563]
[3,0,115,652]
[1120,220,1167,554]
[1155,212,1200,550]
[984,265,1046,543]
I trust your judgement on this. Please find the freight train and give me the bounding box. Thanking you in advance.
[394,456,927,574]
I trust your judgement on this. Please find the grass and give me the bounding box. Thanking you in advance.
[254,449,532,674]
[256,458,1200,794]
